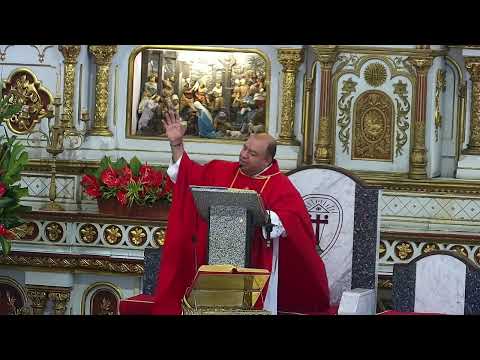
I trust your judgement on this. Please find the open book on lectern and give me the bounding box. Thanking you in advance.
[190,185,268,226]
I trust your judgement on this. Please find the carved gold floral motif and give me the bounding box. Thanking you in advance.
[393,80,411,157]
[129,226,147,246]
[45,223,63,242]
[422,243,440,254]
[104,225,122,245]
[379,241,386,259]
[395,242,413,260]
[337,78,357,154]
[434,69,446,142]
[80,224,98,244]
[451,245,468,257]
[153,229,165,246]
[352,90,394,160]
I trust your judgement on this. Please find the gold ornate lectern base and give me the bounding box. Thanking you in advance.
[181,265,272,315]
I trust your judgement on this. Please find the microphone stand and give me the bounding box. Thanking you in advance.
[265,211,274,248]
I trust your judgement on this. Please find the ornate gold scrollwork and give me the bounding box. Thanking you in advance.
[434,69,446,142]
[393,79,411,157]
[334,54,360,75]
[393,56,416,77]
[1,68,53,134]
[352,90,394,161]
[337,78,357,154]
[10,222,37,241]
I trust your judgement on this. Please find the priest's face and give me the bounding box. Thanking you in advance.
[239,136,271,176]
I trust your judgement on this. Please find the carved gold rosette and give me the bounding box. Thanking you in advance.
[464,57,480,154]
[277,48,303,143]
[407,55,433,179]
[88,45,117,136]
[1,68,53,134]
[59,45,81,133]
[313,46,337,164]
[352,90,394,161]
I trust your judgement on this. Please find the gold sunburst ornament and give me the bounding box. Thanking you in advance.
[364,63,387,87]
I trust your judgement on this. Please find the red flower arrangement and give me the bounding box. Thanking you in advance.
[81,156,172,207]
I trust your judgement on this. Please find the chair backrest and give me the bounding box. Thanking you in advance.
[392,250,480,315]
[143,247,164,295]
[287,165,381,305]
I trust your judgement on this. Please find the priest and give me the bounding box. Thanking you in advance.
[151,110,330,315]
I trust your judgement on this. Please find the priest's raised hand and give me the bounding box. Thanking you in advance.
[162,110,185,161]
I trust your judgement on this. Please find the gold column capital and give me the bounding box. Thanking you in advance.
[312,45,338,68]
[26,287,48,315]
[48,289,71,315]
[88,45,117,65]
[465,57,480,81]
[58,45,81,64]
[277,48,304,71]
[407,56,433,75]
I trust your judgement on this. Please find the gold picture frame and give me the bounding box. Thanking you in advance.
[126,45,270,143]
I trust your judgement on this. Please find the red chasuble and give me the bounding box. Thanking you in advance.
[151,152,330,315]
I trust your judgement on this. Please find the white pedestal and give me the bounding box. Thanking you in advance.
[456,155,480,180]
[337,288,376,315]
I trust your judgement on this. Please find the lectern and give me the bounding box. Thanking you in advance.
[190,186,268,268]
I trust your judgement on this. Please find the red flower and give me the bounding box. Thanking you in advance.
[119,166,133,187]
[116,191,128,206]
[81,174,98,188]
[139,164,153,185]
[0,224,15,239]
[81,175,101,199]
[101,167,121,188]
[0,182,7,198]
[86,185,102,198]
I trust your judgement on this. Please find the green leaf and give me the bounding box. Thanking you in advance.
[129,156,141,176]
[0,236,11,256]
[0,196,16,208]
[112,157,128,171]
[99,156,112,173]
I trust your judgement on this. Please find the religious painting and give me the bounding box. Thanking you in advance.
[352,90,394,161]
[0,279,26,315]
[82,283,121,315]
[126,46,270,141]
